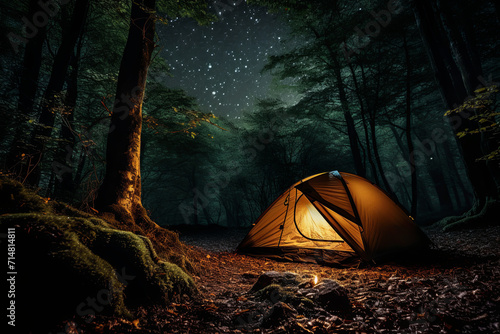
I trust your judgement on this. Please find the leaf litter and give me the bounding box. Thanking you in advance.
[71,226,500,333]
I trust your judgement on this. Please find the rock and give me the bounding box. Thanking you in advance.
[242,272,258,279]
[261,302,297,327]
[313,279,352,314]
[250,271,300,292]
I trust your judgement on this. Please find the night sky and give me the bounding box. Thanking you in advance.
[156,3,292,117]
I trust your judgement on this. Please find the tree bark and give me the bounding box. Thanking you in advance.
[95,0,158,231]
[26,0,90,186]
[6,0,47,178]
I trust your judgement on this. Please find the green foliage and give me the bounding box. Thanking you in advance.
[143,82,222,139]
[157,0,217,25]
[445,85,499,161]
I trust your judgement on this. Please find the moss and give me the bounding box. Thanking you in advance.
[154,261,197,300]
[0,176,199,330]
[96,201,197,274]
[0,177,51,214]
[50,200,95,219]
[0,213,129,330]
[0,211,196,329]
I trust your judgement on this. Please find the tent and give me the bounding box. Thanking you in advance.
[237,171,429,266]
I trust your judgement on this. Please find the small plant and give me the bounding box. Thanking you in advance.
[445,85,499,161]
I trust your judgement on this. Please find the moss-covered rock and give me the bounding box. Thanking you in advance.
[0,177,51,214]
[256,284,314,309]
[0,177,197,331]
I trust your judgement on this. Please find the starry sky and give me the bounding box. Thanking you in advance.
[156,2,291,117]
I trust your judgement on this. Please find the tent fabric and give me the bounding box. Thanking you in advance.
[237,171,429,265]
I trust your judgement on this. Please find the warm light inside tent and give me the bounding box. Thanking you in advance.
[313,275,318,285]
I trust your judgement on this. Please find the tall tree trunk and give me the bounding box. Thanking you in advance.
[425,161,454,213]
[436,0,483,94]
[73,149,87,188]
[412,0,498,208]
[389,126,412,210]
[362,63,397,199]
[332,56,365,177]
[386,158,412,209]
[309,26,366,177]
[26,0,90,186]
[440,139,473,207]
[435,144,461,210]
[417,177,435,214]
[412,130,453,214]
[191,168,199,225]
[53,32,84,200]
[369,113,396,199]
[6,0,47,178]
[403,34,418,218]
[493,0,500,22]
[95,0,158,231]
[348,62,379,183]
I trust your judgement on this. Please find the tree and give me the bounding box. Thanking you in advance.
[25,0,90,186]
[5,0,47,178]
[52,26,85,199]
[412,0,499,224]
[258,0,367,179]
[95,0,214,230]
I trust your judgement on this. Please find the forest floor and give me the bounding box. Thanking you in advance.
[76,225,500,334]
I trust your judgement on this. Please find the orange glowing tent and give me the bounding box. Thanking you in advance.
[237,171,429,266]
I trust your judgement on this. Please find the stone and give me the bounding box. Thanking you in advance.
[313,279,352,314]
[250,271,300,292]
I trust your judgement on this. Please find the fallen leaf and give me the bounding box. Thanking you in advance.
[235,309,250,316]
[166,309,178,316]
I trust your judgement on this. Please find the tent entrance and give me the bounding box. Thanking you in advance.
[292,193,345,243]
[277,190,354,253]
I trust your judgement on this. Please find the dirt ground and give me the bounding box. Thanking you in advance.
[74,225,500,334]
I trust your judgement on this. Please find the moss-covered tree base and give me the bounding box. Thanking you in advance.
[97,202,198,273]
[0,177,197,331]
[434,197,500,231]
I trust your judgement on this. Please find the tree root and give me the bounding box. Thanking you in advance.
[434,197,500,231]
[96,202,199,274]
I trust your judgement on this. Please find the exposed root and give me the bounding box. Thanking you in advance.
[434,197,500,231]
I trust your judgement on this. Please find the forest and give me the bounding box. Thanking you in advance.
[0,0,499,333]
